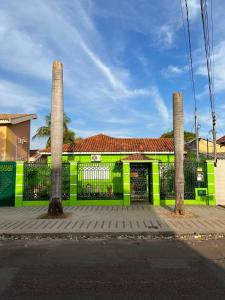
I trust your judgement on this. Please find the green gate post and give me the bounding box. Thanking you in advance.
[15,161,24,207]
[152,161,160,206]
[123,162,130,206]
[206,160,216,206]
[70,162,77,205]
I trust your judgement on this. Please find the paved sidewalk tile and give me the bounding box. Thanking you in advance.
[0,205,225,235]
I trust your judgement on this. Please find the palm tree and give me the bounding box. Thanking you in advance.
[48,60,64,216]
[173,92,185,215]
[33,113,79,147]
[64,129,75,143]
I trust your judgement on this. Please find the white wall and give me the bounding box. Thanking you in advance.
[215,160,225,205]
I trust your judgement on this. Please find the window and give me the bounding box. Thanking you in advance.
[83,166,110,180]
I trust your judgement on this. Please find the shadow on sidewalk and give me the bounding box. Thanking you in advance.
[0,205,225,299]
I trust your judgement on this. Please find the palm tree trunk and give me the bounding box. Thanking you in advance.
[173,92,184,215]
[48,61,64,215]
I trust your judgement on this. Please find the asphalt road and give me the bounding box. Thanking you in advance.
[1,237,225,300]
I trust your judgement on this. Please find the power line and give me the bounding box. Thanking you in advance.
[180,0,199,161]
[210,0,215,107]
[179,0,192,83]
[200,0,215,112]
[200,0,216,161]
[184,0,197,113]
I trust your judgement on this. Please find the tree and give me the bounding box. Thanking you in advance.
[160,130,195,142]
[32,113,80,147]
[173,92,184,215]
[48,60,64,216]
[185,149,207,162]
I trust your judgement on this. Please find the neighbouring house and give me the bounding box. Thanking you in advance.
[29,149,47,163]
[185,137,225,156]
[215,153,225,206]
[217,135,225,146]
[0,133,216,207]
[0,114,37,161]
[211,139,225,206]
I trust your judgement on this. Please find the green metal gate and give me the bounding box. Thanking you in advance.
[0,162,16,206]
[130,164,150,202]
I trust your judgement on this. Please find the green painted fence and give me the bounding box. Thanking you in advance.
[0,162,16,206]
[77,162,123,200]
[10,159,215,207]
[23,162,70,201]
[159,161,208,200]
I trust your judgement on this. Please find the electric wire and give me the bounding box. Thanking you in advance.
[210,0,215,106]
[200,0,216,160]
[180,0,199,160]
[184,0,198,117]
[200,0,215,115]
[179,0,193,87]
[180,0,196,131]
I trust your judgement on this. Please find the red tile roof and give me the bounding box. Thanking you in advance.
[217,136,225,145]
[42,134,174,153]
[122,153,157,160]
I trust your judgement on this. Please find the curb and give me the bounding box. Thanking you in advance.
[1,231,225,241]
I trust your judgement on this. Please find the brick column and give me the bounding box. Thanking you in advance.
[70,162,77,205]
[15,161,24,207]
[152,161,160,206]
[123,162,130,206]
[206,160,216,206]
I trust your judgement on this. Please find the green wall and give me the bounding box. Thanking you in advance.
[48,153,175,163]
[15,153,216,207]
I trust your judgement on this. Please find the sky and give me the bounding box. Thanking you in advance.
[1,0,225,149]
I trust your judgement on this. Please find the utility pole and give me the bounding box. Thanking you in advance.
[212,112,217,163]
[207,138,209,159]
[195,110,199,162]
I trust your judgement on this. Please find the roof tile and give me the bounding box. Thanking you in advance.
[43,134,174,153]
[217,136,225,144]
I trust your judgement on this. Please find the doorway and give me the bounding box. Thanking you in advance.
[130,163,152,203]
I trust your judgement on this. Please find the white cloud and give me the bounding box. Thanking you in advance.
[162,65,188,78]
[0,0,174,140]
[156,25,174,49]
[0,80,48,112]
[0,11,52,79]
[80,40,151,99]
[188,0,200,20]
[149,86,170,127]
[196,40,225,93]
[181,0,200,21]
[80,41,126,92]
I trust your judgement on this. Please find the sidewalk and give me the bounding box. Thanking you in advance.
[1,205,225,236]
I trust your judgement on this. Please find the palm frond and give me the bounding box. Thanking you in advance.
[32,126,50,140]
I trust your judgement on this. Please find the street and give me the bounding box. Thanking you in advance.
[1,237,225,299]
